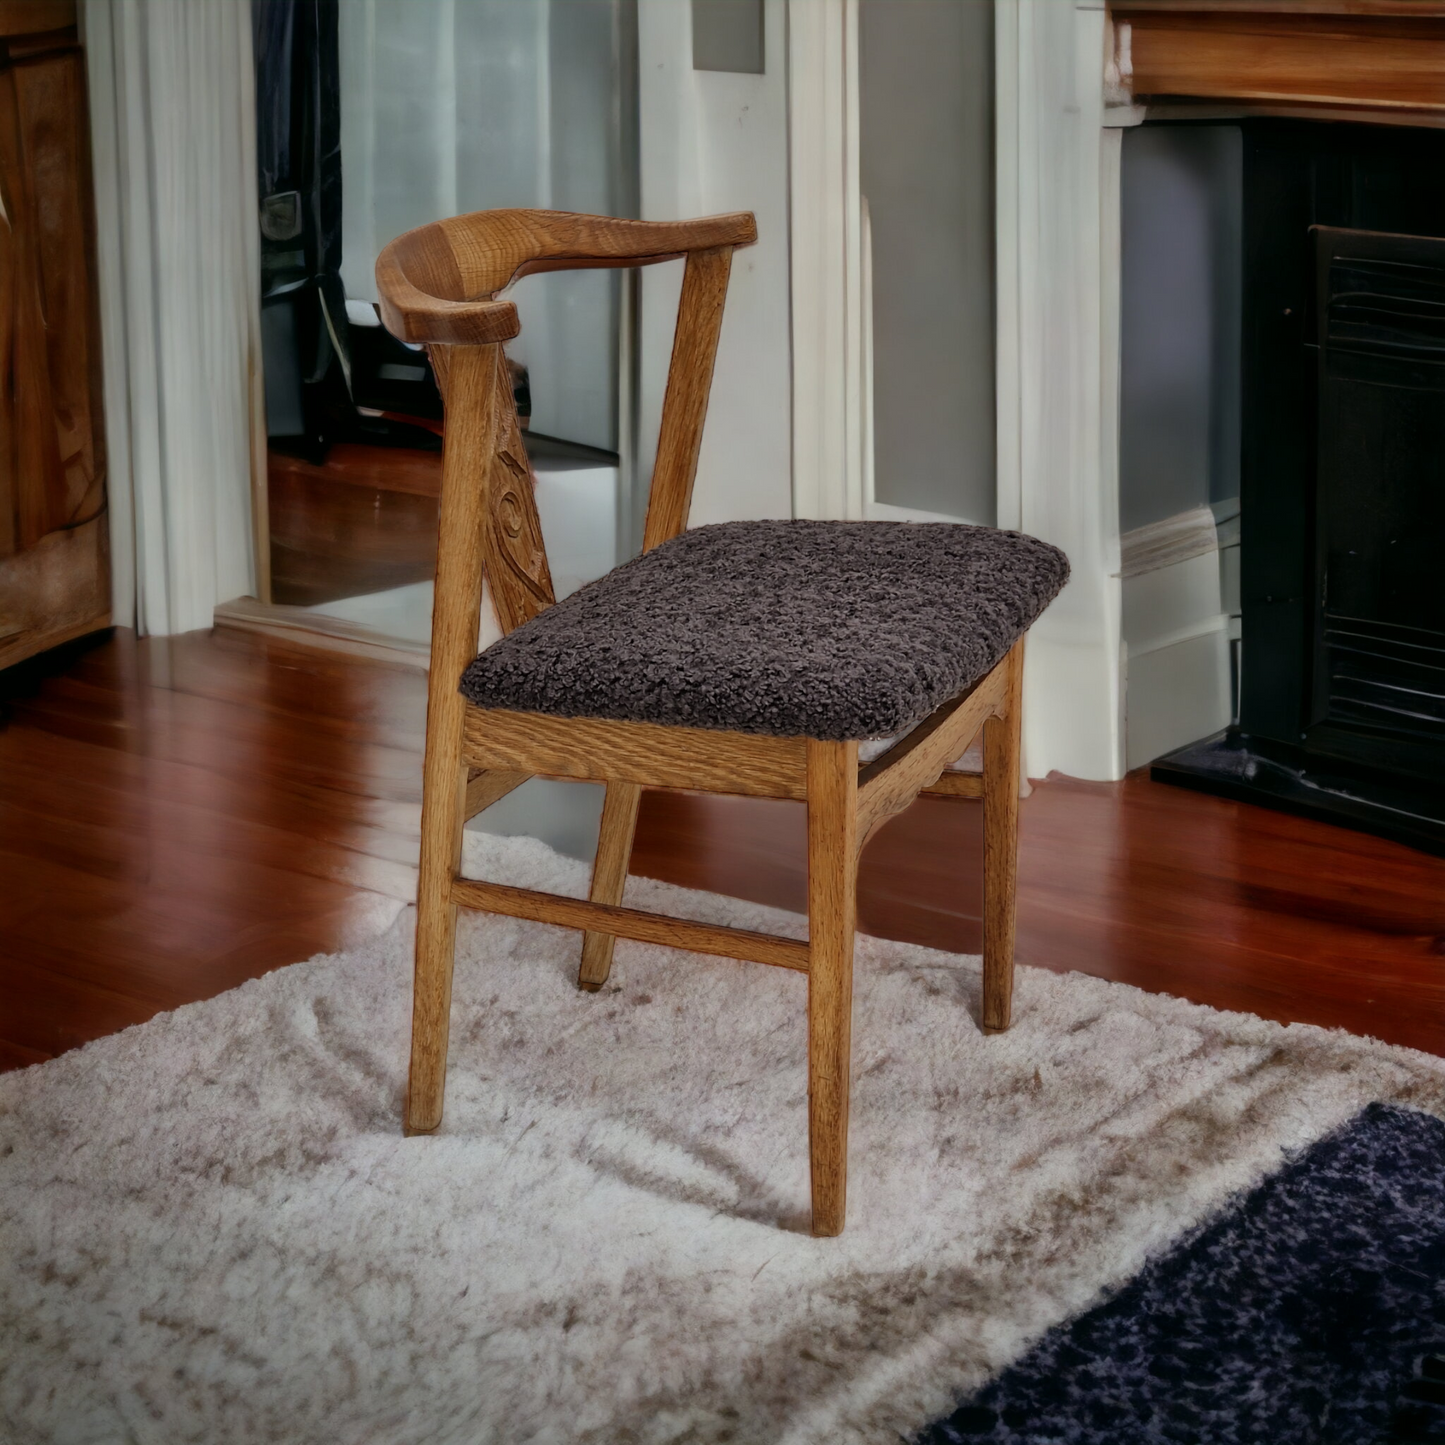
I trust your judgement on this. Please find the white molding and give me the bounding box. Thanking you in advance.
[213,598,430,671]
[787,0,864,521]
[1127,611,1228,661]
[995,0,1125,782]
[860,192,874,514]
[865,500,987,528]
[1119,505,1218,579]
[1120,540,1232,765]
[1124,625,1232,769]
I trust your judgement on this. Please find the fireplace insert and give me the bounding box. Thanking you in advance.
[1153,120,1445,856]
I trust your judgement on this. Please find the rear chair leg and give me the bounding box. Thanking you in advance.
[407,758,469,1134]
[982,641,1024,1033]
[806,739,859,1237]
[578,782,643,991]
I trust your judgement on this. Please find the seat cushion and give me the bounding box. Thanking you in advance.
[459,520,1070,741]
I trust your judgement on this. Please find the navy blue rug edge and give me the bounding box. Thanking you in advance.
[914,1103,1445,1445]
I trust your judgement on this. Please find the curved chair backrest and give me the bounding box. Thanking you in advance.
[376,208,756,346]
[374,206,756,698]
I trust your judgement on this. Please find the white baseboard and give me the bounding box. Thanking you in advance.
[214,597,430,671]
[1124,624,1231,770]
[1120,531,1231,769]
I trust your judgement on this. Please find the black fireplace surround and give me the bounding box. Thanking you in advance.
[1154,120,1445,856]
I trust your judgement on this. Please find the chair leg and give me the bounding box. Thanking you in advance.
[805,739,859,1238]
[405,343,502,1135]
[982,641,1024,1034]
[578,781,643,991]
[407,756,469,1134]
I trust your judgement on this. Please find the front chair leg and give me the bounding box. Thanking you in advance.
[578,781,643,991]
[982,641,1024,1033]
[806,739,860,1237]
[405,345,500,1135]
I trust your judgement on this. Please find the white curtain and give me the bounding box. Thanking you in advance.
[338,0,630,452]
[84,0,261,636]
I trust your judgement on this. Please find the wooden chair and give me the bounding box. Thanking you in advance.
[376,208,1068,1237]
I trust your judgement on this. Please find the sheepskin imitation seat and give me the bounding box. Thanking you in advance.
[459,519,1070,741]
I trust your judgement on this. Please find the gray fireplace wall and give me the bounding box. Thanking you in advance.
[1120,124,1242,534]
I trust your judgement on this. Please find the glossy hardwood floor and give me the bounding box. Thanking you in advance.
[1,626,1442,1073]
[268,444,441,607]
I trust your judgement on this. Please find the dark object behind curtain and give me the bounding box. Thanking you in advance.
[252,0,448,458]
[253,0,349,458]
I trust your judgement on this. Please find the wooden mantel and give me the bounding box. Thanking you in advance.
[1110,0,1445,117]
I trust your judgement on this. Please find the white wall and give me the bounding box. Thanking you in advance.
[996,0,1124,781]
[1119,125,1242,532]
[636,0,793,535]
[1116,124,1241,764]
[859,0,995,525]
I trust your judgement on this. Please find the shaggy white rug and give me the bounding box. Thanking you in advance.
[3,834,1443,1445]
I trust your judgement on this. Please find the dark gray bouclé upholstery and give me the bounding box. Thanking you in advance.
[459,520,1070,741]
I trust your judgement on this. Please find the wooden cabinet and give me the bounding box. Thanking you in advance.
[0,0,108,670]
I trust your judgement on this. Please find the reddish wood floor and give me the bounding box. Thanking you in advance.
[2,626,1442,1073]
[268,445,442,607]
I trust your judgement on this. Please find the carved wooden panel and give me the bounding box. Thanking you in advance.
[428,342,554,637]
[483,362,554,634]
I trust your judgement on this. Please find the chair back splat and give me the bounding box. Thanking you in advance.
[377,208,756,639]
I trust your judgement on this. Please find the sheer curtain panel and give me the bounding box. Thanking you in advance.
[338,0,634,452]
[84,0,263,635]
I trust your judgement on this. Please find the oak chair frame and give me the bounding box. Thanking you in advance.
[377,208,1025,1237]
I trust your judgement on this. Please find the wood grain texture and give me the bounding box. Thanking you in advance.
[805,740,859,1237]
[267,448,440,608]
[464,768,530,820]
[450,877,811,973]
[855,668,1006,847]
[267,443,443,501]
[0,1,76,39]
[479,359,554,634]
[3,630,1444,1075]
[0,629,429,1071]
[407,345,501,1135]
[1112,1,1445,16]
[0,513,107,670]
[1121,7,1445,111]
[982,642,1024,1033]
[0,47,105,547]
[0,36,108,669]
[578,781,643,990]
[462,705,809,800]
[920,771,984,800]
[641,246,734,552]
[376,208,756,347]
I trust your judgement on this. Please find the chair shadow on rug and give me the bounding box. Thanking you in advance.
[375,207,1069,1236]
